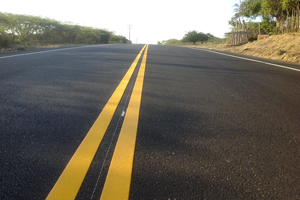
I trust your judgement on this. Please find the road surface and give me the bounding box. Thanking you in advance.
[0,44,299,199]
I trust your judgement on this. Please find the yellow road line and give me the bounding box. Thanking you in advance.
[100,44,149,200]
[46,45,147,200]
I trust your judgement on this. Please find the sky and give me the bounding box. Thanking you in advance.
[1,0,239,44]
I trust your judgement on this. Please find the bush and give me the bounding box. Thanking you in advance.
[0,35,11,48]
[109,35,128,44]
[165,39,182,45]
[261,20,276,35]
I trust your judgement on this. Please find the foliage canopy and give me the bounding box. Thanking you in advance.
[229,0,300,35]
[0,12,130,48]
[181,31,210,44]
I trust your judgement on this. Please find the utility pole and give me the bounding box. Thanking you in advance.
[128,24,132,42]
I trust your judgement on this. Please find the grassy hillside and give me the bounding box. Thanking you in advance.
[180,33,300,64]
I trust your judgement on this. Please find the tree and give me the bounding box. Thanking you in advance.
[99,29,111,44]
[230,0,300,34]
[0,13,12,47]
[182,30,209,44]
[198,32,209,44]
[0,12,129,47]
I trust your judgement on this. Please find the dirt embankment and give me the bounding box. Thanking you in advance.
[0,45,36,53]
[194,33,300,64]
[0,44,74,54]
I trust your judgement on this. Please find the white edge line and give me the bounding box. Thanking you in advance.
[182,46,300,72]
[0,44,110,59]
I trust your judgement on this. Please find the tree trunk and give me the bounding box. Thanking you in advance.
[276,16,282,34]
[296,3,300,31]
[291,9,295,31]
[282,9,284,34]
[286,8,290,32]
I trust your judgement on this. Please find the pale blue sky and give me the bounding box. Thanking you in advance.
[1,0,240,44]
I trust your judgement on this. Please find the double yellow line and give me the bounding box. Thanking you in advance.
[47,44,149,200]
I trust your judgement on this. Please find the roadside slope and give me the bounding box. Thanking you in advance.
[185,33,300,64]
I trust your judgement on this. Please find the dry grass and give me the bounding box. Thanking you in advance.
[186,33,300,64]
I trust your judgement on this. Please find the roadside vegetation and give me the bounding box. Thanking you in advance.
[0,12,130,50]
[160,32,227,46]
[232,0,300,34]
[159,0,300,63]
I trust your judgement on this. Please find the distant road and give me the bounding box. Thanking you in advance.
[1,44,299,199]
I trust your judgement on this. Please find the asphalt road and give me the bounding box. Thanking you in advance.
[1,44,299,199]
